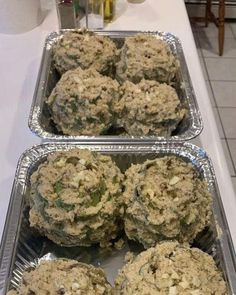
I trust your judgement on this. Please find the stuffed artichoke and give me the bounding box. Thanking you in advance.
[116,33,179,84]
[7,259,113,295]
[29,149,124,247]
[115,241,228,295]
[53,30,117,76]
[47,67,119,136]
[123,155,212,248]
[113,79,186,136]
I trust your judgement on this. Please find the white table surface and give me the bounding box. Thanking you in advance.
[0,0,236,252]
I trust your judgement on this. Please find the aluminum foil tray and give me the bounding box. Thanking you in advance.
[28,30,203,143]
[0,142,236,294]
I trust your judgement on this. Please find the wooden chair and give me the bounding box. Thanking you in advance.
[205,0,225,56]
[187,0,225,56]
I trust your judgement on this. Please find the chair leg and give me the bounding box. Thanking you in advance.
[218,0,225,56]
[205,0,212,27]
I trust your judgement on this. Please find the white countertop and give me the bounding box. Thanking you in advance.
[0,0,236,252]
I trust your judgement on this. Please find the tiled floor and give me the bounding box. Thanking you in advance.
[191,21,236,194]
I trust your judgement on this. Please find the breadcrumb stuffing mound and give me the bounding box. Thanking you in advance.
[53,30,117,76]
[29,149,124,247]
[115,241,228,295]
[7,259,113,295]
[113,79,186,136]
[114,238,125,250]
[116,33,179,84]
[46,67,119,136]
[123,156,212,248]
[124,251,135,263]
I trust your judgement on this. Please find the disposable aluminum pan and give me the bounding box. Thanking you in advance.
[0,142,236,294]
[28,30,203,143]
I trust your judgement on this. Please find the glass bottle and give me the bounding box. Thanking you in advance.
[78,0,104,29]
[104,0,116,22]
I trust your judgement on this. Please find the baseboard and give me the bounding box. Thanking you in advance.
[186,3,236,19]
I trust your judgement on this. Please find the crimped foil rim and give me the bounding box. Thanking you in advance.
[28,30,203,142]
[1,142,235,294]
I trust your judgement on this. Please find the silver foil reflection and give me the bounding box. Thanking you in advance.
[28,30,203,142]
[0,142,236,294]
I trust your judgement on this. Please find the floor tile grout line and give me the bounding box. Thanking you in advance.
[209,92,236,173]
[210,78,236,107]
[212,103,236,176]
[198,36,236,40]
[224,137,236,176]
[192,30,203,58]
[217,134,236,177]
[214,106,236,109]
[215,106,236,109]
[206,77,218,108]
[228,22,236,40]
[198,50,231,138]
[210,71,236,175]
[199,53,212,81]
[202,57,236,59]
[195,33,235,39]
[190,21,236,190]
[207,80,236,82]
[193,28,236,135]
[201,52,236,82]
[203,56,236,59]
[208,101,228,152]
[210,107,228,144]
